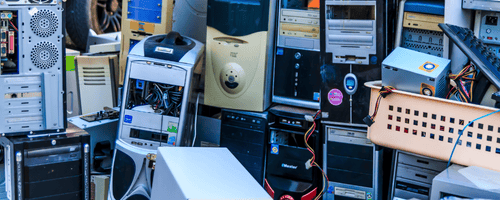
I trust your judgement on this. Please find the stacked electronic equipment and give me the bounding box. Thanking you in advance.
[390,151,447,200]
[204,0,276,112]
[108,32,204,200]
[119,0,174,85]
[264,105,323,200]
[0,1,92,200]
[395,0,445,57]
[320,0,395,199]
[273,0,322,109]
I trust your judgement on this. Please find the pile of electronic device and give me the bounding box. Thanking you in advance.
[0,1,92,200]
[4,0,500,200]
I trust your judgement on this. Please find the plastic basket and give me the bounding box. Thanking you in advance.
[365,81,500,172]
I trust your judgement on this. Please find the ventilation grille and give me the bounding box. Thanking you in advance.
[31,41,58,69]
[30,9,58,38]
[82,66,107,85]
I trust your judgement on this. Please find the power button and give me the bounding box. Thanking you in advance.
[294,52,302,59]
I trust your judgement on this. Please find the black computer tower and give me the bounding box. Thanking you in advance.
[220,109,269,185]
[265,105,323,200]
[0,134,90,200]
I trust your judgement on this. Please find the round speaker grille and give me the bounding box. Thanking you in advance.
[30,9,58,38]
[31,41,59,69]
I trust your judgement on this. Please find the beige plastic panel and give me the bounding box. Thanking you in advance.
[366,81,500,172]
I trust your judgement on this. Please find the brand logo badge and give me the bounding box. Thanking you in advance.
[281,163,298,169]
[124,115,133,123]
[419,61,438,72]
[230,52,238,58]
[271,144,279,155]
[155,47,174,54]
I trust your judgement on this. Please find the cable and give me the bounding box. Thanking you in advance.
[447,109,500,168]
[313,161,329,200]
[191,93,200,147]
[364,86,395,126]
[8,20,17,32]
[302,111,328,200]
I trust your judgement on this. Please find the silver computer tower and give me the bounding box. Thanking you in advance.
[108,33,204,200]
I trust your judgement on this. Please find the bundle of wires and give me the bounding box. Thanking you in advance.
[143,83,184,116]
[303,110,329,200]
[447,64,476,103]
[364,86,395,126]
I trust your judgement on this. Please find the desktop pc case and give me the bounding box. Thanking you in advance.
[320,0,394,126]
[323,125,382,200]
[430,165,500,199]
[272,0,322,109]
[220,110,268,185]
[205,0,276,112]
[0,133,90,200]
[390,150,447,200]
[0,2,66,135]
[119,0,174,85]
[395,0,445,57]
[108,33,204,200]
[264,105,322,200]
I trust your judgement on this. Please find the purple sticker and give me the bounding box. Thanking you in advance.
[328,89,343,106]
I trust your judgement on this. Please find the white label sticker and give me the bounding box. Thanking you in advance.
[29,7,38,16]
[155,46,174,54]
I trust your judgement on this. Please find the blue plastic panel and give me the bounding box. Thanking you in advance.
[127,0,163,23]
[404,0,444,16]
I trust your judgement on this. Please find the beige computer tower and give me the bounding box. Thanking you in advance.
[75,55,119,115]
[204,0,276,112]
[119,0,174,85]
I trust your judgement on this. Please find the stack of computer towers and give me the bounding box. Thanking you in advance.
[0,1,93,200]
[320,0,396,199]
[108,32,204,200]
[210,1,326,199]
[207,0,276,192]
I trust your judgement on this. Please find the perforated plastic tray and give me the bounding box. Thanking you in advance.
[366,81,500,172]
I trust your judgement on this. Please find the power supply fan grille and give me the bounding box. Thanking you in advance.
[30,9,58,38]
[31,41,59,69]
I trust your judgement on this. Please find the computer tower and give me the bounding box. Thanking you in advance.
[75,55,119,115]
[150,147,272,200]
[320,0,394,126]
[66,49,81,118]
[108,32,204,200]
[119,0,174,85]
[390,150,447,200]
[204,0,276,112]
[272,0,321,109]
[430,165,500,199]
[172,0,207,43]
[0,2,66,135]
[395,0,445,57]
[323,125,382,200]
[220,110,268,185]
[0,133,90,200]
[264,105,322,200]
